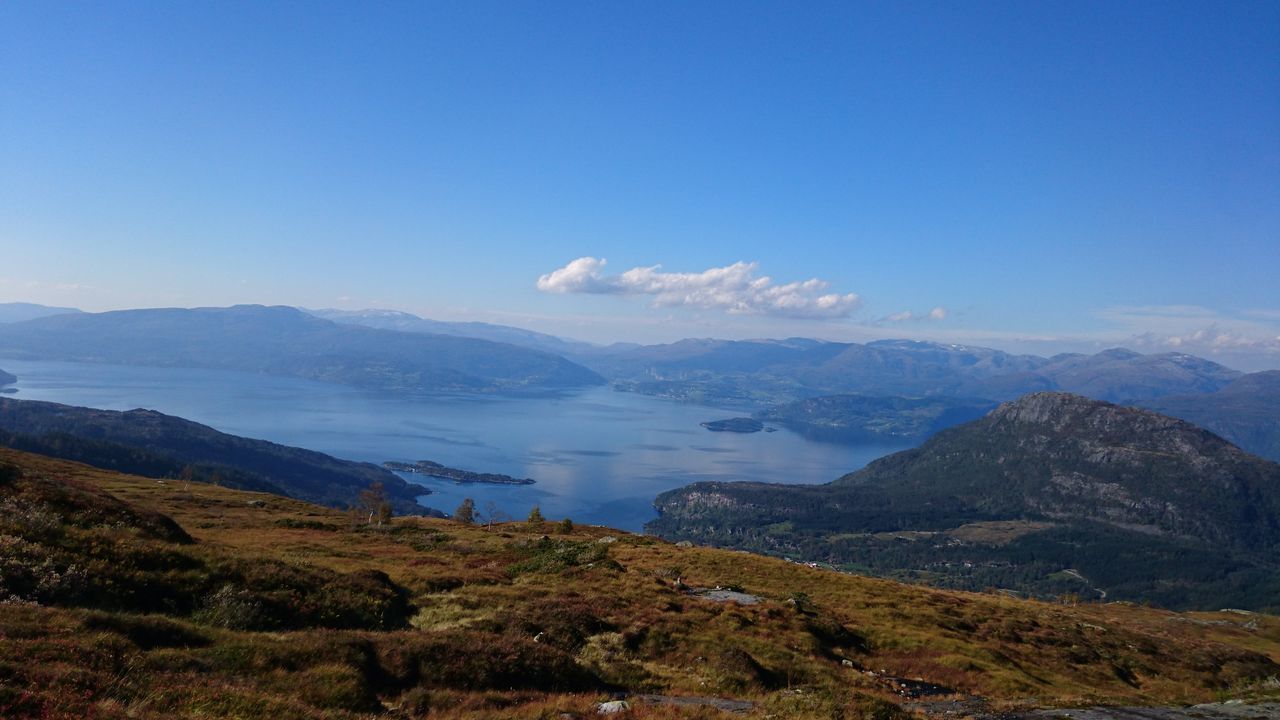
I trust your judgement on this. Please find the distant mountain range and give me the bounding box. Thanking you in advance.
[0,301,83,324]
[0,302,1255,407]
[1140,371,1280,462]
[0,367,14,386]
[650,393,1280,610]
[0,304,604,393]
[305,307,598,357]
[0,301,1276,461]
[0,397,432,514]
[969,347,1243,403]
[303,311,1279,458]
[576,338,1243,407]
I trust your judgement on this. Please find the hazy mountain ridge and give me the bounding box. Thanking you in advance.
[0,305,604,393]
[0,301,1254,411]
[0,301,83,324]
[650,393,1280,609]
[1003,349,1243,402]
[579,337,1242,407]
[0,397,430,514]
[0,367,14,386]
[1141,371,1280,462]
[0,301,1270,465]
[300,313,1275,456]
[305,307,598,357]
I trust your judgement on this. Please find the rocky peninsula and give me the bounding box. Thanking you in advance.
[384,459,536,485]
[700,417,771,433]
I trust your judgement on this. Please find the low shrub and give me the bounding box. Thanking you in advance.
[206,560,412,631]
[0,461,19,485]
[508,538,611,576]
[396,630,600,692]
[506,593,616,653]
[272,518,339,531]
[81,611,210,649]
[295,662,381,712]
[193,585,267,630]
[713,647,786,692]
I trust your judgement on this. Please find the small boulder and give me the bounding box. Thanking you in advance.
[597,700,630,715]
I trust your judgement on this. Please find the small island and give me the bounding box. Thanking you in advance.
[383,459,536,485]
[701,417,772,434]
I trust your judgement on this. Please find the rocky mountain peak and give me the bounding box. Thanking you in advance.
[989,391,1113,426]
[987,391,1223,453]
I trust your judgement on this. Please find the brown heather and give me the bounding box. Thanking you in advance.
[0,447,1277,719]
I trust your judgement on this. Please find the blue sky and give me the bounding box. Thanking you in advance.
[2,2,1277,368]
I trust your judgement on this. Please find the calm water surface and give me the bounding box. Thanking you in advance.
[0,358,911,531]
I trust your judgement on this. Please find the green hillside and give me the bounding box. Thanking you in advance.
[0,397,430,515]
[651,393,1280,610]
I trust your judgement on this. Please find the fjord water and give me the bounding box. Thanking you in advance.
[1,358,910,530]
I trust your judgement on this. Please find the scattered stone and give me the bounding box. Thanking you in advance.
[596,700,630,714]
[246,499,266,508]
[697,588,761,605]
[675,540,694,548]
[597,535,617,544]
[884,676,954,698]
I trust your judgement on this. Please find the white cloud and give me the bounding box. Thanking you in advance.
[535,257,618,295]
[882,306,948,323]
[1129,325,1280,355]
[536,257,861,319]
[1094,305,1280,369]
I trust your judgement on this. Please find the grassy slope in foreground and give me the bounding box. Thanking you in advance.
[0,447,1278,719]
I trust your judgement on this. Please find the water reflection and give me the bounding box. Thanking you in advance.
[0,357,913,531]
